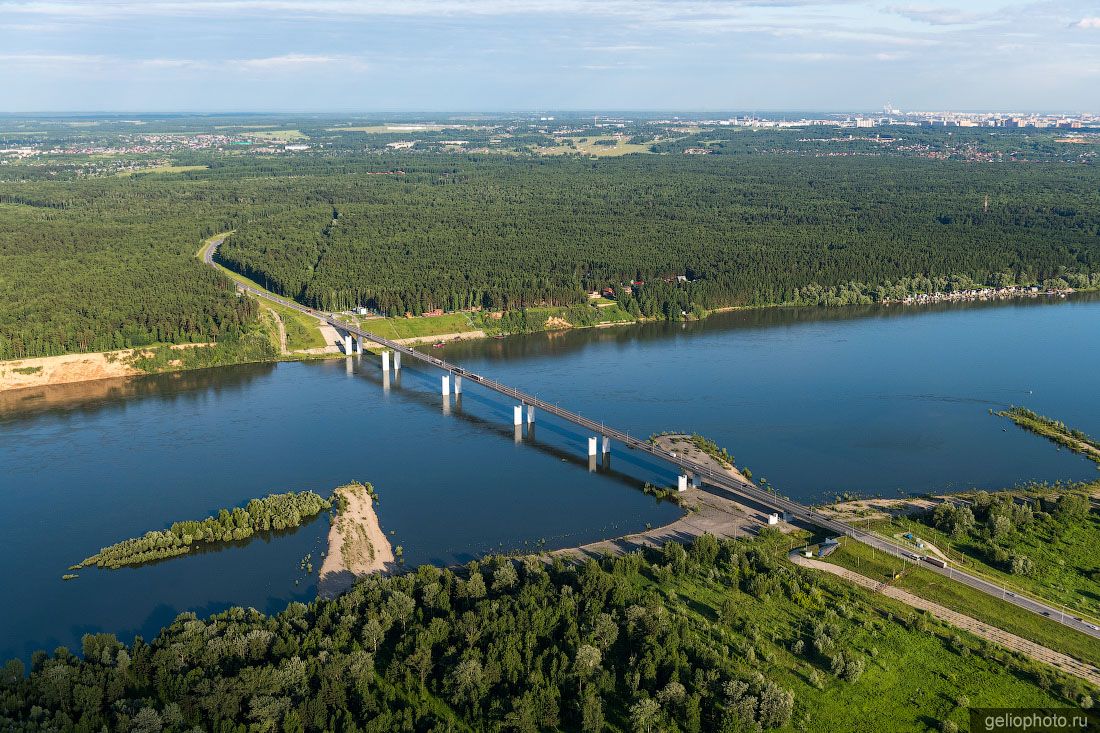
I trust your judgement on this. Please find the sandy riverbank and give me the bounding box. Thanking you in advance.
[318,482,395,598]
[651,433,754,486]
[0,343,214,393]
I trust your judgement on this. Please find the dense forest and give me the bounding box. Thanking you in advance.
[0,184,255,360]
[3,149,1100,360]
[3,532,1092,732]
[213,154,1100,317]
[76,491,332,570]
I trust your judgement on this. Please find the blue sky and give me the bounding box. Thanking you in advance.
[0,0,1097,112]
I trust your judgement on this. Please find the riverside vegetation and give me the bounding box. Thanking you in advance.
[4,531,1094,732]
[74,491,332,570]
[998,407,1100,465]
[857,482,1100,623]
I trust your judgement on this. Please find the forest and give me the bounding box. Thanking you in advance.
[3,147,1100,361]
[3,531,1093,732]
[214,154,1100,318]
[75,491,332,570]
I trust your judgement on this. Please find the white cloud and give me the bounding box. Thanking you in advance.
[0,51,367,73]
[234,53,365,71]
[889,5,984,26]
[1074,17,1100,29]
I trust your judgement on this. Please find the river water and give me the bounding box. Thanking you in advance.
[1,293,1098,662]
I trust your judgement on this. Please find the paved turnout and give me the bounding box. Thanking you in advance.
[203,236,1100,644]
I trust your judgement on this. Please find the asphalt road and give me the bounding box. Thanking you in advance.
[202,236,1100,645]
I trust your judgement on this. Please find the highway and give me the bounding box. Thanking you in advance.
[203,236,1100,644]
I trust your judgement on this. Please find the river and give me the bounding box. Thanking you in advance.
[1,293,1098,662]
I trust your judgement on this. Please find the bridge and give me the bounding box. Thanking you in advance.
[203,236,1100,641]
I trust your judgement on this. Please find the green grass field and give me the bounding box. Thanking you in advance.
[244,129,307,141]
[361,312,479,340]
[860,509,1100,622]
[637,536,1088,731]
[262,301,326,351]
[826,538,1100,664]
[116,164,208,177]
[535,135,652,157]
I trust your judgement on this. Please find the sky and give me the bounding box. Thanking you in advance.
[0,0,1097,113]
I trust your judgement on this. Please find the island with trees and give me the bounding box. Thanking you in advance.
[74,490,332,571]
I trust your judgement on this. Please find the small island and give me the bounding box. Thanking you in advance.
[74,490,332,570]
[318,481,394,598]
[999,406,1100,465]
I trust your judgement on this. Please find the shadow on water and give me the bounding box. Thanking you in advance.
[0,362,276,424]
[443,290,1100,365]
[351,359,680,489]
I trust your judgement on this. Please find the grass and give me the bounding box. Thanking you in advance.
[327,124,459,133]
[244,129,307,141]
[262,301,327,351]
[116,164,208,177]
[535,135,653,157]
[363,312,479,340]
[856,493,1100,621]
[635,536,1088,731]
[825,538,1100,664]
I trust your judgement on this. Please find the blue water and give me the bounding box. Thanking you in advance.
[1,293,1097,662]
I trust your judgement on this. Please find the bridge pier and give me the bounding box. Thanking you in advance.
[454,376,462,394]
[588,436,598,457]
[343,333,353,355]
[381,350,390,372]
[692,473,701,488]
[677,475,689,492]
[527,405,535,425]
[602,436,610,456]
[513,405,523,426]
[393,351,401,371]
[441,374,450,396]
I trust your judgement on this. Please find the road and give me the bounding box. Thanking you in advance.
[202,235,1100,645]
[790,550,1100,686]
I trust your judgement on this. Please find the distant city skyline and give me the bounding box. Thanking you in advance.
[1,0,1098,112]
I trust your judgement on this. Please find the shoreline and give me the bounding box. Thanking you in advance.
[318,482,395,598]
[2,285,1094,395]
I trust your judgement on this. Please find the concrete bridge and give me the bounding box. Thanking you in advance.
[203,237,1100,640]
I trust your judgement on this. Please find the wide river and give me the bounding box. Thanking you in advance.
[1,294,1098,662]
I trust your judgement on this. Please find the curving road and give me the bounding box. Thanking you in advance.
[203,235,1100,646]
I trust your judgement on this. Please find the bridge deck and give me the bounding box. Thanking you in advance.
[203,237,1100,640]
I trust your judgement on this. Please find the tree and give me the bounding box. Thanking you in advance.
[1011,554,1035,577]
[630,697,662,733]
[574,644,602,680]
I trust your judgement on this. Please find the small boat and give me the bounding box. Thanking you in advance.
[432,342,445,348]
[494,334,505,340]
